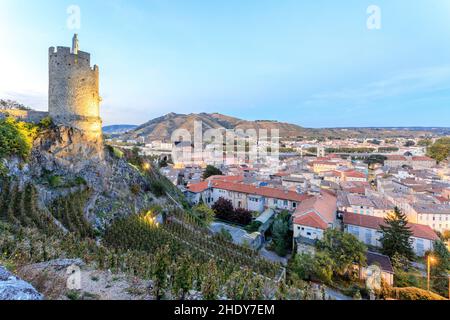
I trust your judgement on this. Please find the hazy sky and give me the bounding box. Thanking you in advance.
[1,0,450,127]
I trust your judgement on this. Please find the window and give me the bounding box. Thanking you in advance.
[349,226,359,238]
[417,239,425,256]
[365,230,372,244]
[293,202,297,208]
[284,200,288,206]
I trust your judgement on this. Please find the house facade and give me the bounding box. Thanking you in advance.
[385,155,436,170]
[186,176,311,213]
[292,192,338,243]
[343,212,439,257]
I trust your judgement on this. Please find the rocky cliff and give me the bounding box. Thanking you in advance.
[0,266,43,300]
[5,124,162,229]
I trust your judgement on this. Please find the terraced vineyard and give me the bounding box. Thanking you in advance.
[105,209,283,280]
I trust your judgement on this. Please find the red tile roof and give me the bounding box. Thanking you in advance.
[344,170,366,178]
[294,192,337,224]
[207,175,244,183]
[313,161,337,166]
[293,211,329,230]
[386,155,407,161]
[343,212,439,241]
[412,156,435,162]
[187,181,209,193]
[213,181,311,202]
[188,180,312,203]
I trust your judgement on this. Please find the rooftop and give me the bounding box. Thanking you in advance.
[343,212,439,241]
[366,252,394,274]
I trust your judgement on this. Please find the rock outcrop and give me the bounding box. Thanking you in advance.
[5,125,158,229]
[0,266,43,300]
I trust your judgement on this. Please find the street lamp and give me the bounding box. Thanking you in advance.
[427,255,436,292]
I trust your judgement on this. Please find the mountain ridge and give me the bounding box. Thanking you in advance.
[119,112,448,141]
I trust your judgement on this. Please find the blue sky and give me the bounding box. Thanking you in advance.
[1,0,450,127]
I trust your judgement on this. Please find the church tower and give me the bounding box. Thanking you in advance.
[48,34,102,141]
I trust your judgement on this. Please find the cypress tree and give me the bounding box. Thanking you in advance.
[380,207,415,260]
[0,178,10,219]
[6,184,19,225]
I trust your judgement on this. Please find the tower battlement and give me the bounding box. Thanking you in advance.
[48,34,102,141]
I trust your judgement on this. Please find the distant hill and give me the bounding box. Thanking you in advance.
[103,125,138,135]
[119,113,449,142]
[120,112,311,141]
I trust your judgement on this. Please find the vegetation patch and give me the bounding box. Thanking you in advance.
[0,117,38,160]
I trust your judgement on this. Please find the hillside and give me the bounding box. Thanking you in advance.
[122,112,316,141]
[103,125,138,135]
[120,112,445,142]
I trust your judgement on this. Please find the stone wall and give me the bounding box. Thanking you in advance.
[0,109,49,123]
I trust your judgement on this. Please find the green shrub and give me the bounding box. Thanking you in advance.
[0,162,7,178]
[38,116,54,129]
[245,221,262,233]
[130,184,141,196]
[150,180,166,197]
[66,290,81,300]
[0,117,38,160]
[192,204,215,225]
[113,147,124,159]
[73,176,87,186]
[390,287,447,300]
[48,175,62,188]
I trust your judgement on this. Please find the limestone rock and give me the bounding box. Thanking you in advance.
[0,266,43,300]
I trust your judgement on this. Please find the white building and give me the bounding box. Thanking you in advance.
[292,192,338,242]
[186,176,311,213]
[343,212,439,257]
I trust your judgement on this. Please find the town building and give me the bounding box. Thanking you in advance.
[343,212,439,257]
[186,176,311,213]
[292,192,338,242]
[384,155,436,170]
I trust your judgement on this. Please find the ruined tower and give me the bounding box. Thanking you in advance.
[48,34,102,141]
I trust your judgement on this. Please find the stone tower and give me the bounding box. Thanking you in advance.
[48,34,102,141]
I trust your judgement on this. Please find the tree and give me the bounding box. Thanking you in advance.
[0,178,11,219]
[380,207,415,261]
[316,229,367,278]
[442,230,450,241]
[212,198,235,221]
[418,139,432,147]
[202,165,223,180]
[291,252,334,285]
[291,253,316,281]
[430,241,450,297]
[404,140,416,147]
[427,138,450,163]
[193,204,215,225]
[272,211,291,257]
[233,208,253,226]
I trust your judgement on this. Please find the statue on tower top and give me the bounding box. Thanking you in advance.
[72,34,79,55]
